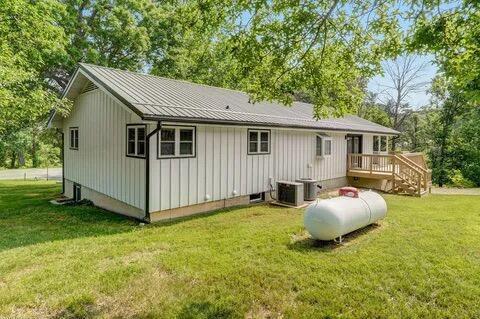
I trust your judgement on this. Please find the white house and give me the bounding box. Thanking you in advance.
[49,63,401,222]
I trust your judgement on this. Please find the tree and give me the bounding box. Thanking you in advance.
[449,107,480,186]
[410,1,480,104]
[357,93,391,127]
[372,56,428,149]
[426,76,468,187]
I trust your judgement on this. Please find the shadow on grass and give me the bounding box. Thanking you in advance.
[288,223,381,252]
[0,181,138,252]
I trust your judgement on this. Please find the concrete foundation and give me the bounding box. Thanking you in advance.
[63,179,145,220]
[150,195,251,222]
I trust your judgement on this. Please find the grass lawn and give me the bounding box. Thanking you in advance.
[1,181,480,318]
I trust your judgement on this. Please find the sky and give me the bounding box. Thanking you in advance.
[367,54,438,109]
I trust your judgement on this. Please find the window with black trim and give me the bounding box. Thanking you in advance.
[373,135,388,152]
[373,135,380,152]
[69,127,79,150]
[158,126,196,158]
[126,125,146,158]
[248,129,270,154]
[316,134,332,157]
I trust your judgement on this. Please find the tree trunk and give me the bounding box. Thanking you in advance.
[9,151,16,169]
[32,133,38,168]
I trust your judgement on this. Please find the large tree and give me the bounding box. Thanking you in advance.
[410,0,480,104]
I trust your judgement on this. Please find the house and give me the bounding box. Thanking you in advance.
[48,63,430,222]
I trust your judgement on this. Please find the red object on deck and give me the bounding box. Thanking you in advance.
[339,186,359,198]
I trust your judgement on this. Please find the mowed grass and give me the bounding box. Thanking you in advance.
[0,181,479,318]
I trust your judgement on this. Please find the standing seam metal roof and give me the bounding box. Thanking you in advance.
[73,63,399,135]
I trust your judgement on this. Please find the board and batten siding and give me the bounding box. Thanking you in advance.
[363,133,374,154]
[63,89,146,210]
[148,125,347,212]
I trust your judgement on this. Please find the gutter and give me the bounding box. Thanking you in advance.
[142,115,400,136]
[144,121,161,223]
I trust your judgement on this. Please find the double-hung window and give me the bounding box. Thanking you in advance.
[248,129,270,154]
[373,135,387,153]
[69,127,79,150]
[126,125,146,158]
[158,126,196,158]
[316,134,332,157]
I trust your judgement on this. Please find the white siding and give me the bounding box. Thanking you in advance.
[63,89,145,210]
[363,133,374,154]
[149,125,347,212]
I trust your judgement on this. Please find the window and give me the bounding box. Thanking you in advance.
[158,126,196,158]
[69,127,79,150]
[316,134,332,157]
[126,124,146,158]
[324,139,332,155]
[380,136,387,152]
[373,135,380,152]
[373,135,388,152]
[248,129,270,154]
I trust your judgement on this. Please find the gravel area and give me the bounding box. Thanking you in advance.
[431,187,480,195]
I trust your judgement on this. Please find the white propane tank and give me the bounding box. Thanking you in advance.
[304,190,387,241]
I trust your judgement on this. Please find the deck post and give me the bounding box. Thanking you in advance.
[391,156,396,193]
[417,174,422,196]
[369,155,373,174]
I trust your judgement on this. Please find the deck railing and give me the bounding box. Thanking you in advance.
[347,153,431,194]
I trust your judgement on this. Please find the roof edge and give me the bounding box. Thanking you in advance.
[77,64,145,119]
[142,115,400,135]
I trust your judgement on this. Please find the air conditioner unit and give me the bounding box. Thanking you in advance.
[276,181,304,207]
[296,178,318,201]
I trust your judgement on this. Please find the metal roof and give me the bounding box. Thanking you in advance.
[68,63,399,135]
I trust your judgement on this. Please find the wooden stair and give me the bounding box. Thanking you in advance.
[347,152,432,197]
[391,154,431,197]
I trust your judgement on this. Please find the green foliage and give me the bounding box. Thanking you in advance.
[0,0,67,135]
[448,170,476,188]
[410,1,480,104]
[449,107,480,186]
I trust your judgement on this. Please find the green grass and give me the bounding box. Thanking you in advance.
[1,180,480,318]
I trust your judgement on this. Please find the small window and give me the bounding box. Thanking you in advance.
[324,139,332,155]
[373,135,380,152]
[69,127,79,150]
[316,135,323,156]
[316,134,332,157]
[158,126,196,158]
[248,129,270,154]
[374,135,387,152]
[380,136,387,152]
[126,125,146,158]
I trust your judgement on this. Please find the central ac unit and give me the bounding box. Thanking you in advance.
[276,181,304,207]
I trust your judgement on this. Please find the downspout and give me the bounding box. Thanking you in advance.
[58,129,65,194]
[144,122,161,223]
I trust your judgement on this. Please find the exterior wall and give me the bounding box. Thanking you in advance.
[63,89,146,212]
[64,179,144,218]
[148,124,348,213]
[363,133,374,154]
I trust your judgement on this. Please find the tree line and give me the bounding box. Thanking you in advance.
[0,0,478,186]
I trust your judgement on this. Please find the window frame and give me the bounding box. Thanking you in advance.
[247,129,271,155]
[157,125,197,159]
[125,124,147,159]
[373,135,388,153]
[69,127,79,150]
[316,134,332,157]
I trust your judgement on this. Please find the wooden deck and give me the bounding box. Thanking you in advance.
[347,153,432,196]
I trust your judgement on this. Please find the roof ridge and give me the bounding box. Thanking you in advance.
[79,62,274,101]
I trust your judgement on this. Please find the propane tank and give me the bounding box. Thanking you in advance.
[304,189,387,241]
